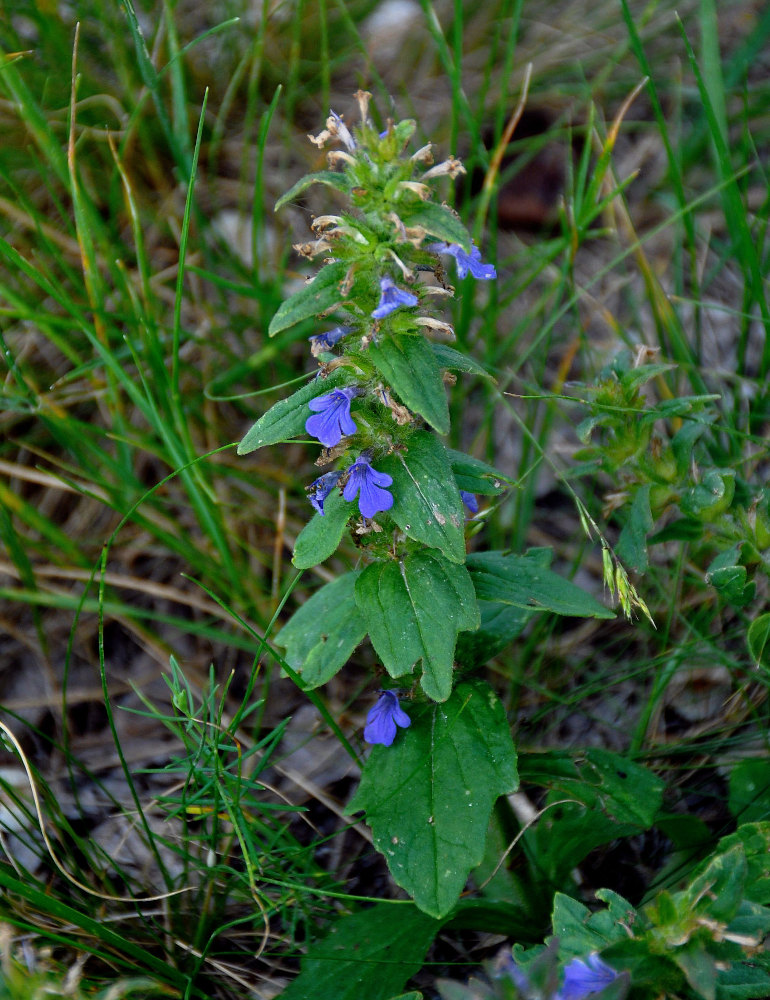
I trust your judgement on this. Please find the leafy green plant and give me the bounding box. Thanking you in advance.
[237,96,621,918]
[570,347,769,610]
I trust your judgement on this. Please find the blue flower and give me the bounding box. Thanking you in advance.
[460,490,479,514]
[307,471,342,516]
[560,955,618,1000]
[309,325,350,356]
[498,953,619,1000]
[432,241,496,280]
[372,275,418,319]
[306,387,360,448]
[343,453,394,518]
[364,690,411,746]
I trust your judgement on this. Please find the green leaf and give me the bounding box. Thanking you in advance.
[708,565,754,606]
[278,902,442,1000]
[649,517,704,544]
[354,551,479,701]
[671,418,710,476]
[268,260,350,337]
[369,334,449,433]
[616,485,653,573]
[706,544,754,606]
[532,801,638,885]
[551,894,618,954]
[348,680,518,917]
[380,432,467,564]
[620,362,678,393]
[237,369,346,454]
[679,468,735,519]
[274,170,353,211]
[457,551,558,670]
[447,449,509,496]
[747,613,770,668]
[717,961,770,1000]
[399,201,472,252]
[674,942,719,1000]
[724,899,770,941]
[702,824,770,905]
[466,550,615,619]
[431,343,493,379]
[277,572,366,687]
[576,415,606,444]
[686,844,746,923]
[292,489,353,569]
[455,598,532,668]
[521,748,666,828]
[593,889,642,940]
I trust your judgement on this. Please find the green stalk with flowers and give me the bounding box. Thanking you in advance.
[238,93,614,917]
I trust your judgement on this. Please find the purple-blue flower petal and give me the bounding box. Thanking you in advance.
[432,241,496,280]
[460,490,479,514]
[307,471,342,516]
[309,325,350,355]
[343,454,394,518]
[364,690,411,746]
[371,275,418,319]
[561,954,619,1000]
[306,387,359,447]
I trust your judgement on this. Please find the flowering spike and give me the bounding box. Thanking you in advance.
[307,471,342,516]
[306,387,360,448]
[432,241,496,280]
[343,453,394,518]
[364,690,411,746]
[371,275,418,319]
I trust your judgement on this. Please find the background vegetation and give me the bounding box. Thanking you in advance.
[0,0,769,996]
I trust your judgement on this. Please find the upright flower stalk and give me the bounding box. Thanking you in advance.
[238,92,503,716]
[283,93,495,531]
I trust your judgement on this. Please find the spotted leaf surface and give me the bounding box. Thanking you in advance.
[348,680,518,917]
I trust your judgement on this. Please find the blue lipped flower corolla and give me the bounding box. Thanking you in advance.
[460,490,479,514]
[343,453,394,518]
[560,954,619,1000]
[306,386,360,448]
[307,471,342,516]
[364,690,411,746]
[372,275,418,319]
[500,952,619,1000]
[432,240,496,280]
[309,325,350,356]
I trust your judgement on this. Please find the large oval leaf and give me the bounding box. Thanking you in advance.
[354,551,479,701]
[369,334,449,434]
[380,432,466,564]
[277,572,366,687]
[348,680,518,918]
